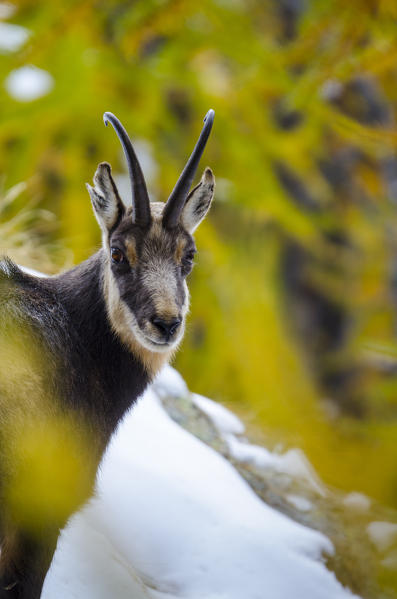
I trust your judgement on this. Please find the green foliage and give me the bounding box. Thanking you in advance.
[0,310,95,534]
[0,179,70,271]
[2,0,397,540]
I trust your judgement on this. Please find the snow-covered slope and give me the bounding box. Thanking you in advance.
[42,367,359,599]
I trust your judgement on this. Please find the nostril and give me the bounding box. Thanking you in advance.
[152,317,168,336]
[169,318,181,336]
[151,317,181,339]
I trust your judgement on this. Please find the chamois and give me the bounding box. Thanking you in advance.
[0,110,215,598]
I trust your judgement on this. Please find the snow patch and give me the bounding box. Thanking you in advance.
[43,504,150,599]
[343,492,371,513]
[0,22,29,53]
[0,2,16,19]
[225,434,326,496]
[367,521,397,553]
[381,550,397,570]
[153,364,189,399]
[191,392,245,435]
[186,375,325,497]
[43,385,358,598]
[5,65,54,101]
[286,494,313,512]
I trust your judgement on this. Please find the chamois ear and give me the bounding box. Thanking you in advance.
[180,167,215,234]
[86,162,124,233]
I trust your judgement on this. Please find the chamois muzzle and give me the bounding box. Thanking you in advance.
[103,112,151,227]
[162,109,215,229]
[151,317,181,342]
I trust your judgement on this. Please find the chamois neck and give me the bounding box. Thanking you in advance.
[52,250,107,340]
[45,250,150,434]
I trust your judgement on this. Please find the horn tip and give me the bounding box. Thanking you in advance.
[103,112,114,127]
[204,109,215,123]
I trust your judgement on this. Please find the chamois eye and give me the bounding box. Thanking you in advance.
[111,247,125,264]
[185,250,196,263]
[181,251,196,275]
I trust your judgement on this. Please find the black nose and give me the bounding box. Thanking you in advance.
[151,317,181,340]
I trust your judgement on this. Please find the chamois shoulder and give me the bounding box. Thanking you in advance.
[0,256,66,332]
[0,257,38,309]
[0,256,48,291]
[0,256,28,287]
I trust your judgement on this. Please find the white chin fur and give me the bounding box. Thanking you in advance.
[141,336,181,353]
[128,310,185,354]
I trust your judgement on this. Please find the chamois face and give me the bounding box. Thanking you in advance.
[87,162,214,359]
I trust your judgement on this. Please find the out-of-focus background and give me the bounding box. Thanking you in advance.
[2,0,397,517]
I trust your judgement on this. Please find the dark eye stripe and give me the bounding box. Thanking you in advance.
[183,249,196,262]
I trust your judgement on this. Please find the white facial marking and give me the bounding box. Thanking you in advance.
[105,264,186,354]
[141,257,179,317]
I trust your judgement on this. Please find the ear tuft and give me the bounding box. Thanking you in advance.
[87,162,124,234]
[180,168,215,234]
[203,166,215,186]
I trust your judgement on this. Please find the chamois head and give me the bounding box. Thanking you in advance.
[86,111,215,369]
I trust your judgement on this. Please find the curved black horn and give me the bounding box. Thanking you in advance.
[162,109,215,229]
[103,112,151,227]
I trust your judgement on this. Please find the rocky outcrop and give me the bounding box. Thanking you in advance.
[154,367,397,599]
